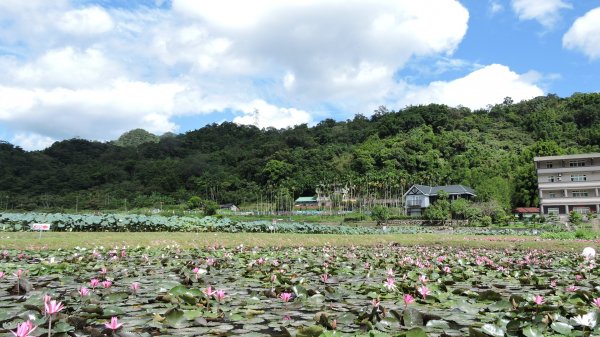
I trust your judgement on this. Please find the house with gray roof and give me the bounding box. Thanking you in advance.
[403,184,476,216]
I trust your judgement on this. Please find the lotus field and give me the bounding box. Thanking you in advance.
[1,244,599,337]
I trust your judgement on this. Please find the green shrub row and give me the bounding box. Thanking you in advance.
[0,212,547,236]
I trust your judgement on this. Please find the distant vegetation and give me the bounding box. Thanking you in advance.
[1,93,599,213]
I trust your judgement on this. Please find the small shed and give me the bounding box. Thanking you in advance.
[294,196,318,208]
[220,203,240,212]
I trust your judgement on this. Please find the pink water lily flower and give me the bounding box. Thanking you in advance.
[0,271,5,279]
[11,320,36,337]
[78,286,90,297]
[102,280,112,289]
[533,295,544,305]
[13,269,24,278]
[130,282,140,294]
[203,286,216,297]
[418,286,430,299]
[214,290,225,302]
[383,277,396,291]
[566,285,579,292]
[280,292,293,302]
[192,267,201,279]
[592,297,600,308]
[104,317,123,330]
[44,300,64,315]
[403,294,415,307]
[90,278,100,289]
[320,273,329,283]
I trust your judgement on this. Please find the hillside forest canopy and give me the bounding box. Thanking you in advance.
[1,93,599,212]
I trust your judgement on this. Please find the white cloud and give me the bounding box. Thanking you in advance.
[170,0,469,101]
[563,7,600,60]
[0,0,474,149]
[11,133,56,151]
[10,47,122,89]
[57,6,114,36]
[233,100,312,129]
[0,80,185,144]
[511,0,571,28]
[489,1,503,14]
[399,64,544,110]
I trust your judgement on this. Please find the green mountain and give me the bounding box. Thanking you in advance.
[1,93,599,211]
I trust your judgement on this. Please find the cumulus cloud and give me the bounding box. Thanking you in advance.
[399,64,544,110]
[0,0,479,150]
[10,47,122,88]
[563,7,600,60]
[233,100,312,129]
[169,0,469,101]
[511,0,571,27]
[0,80,184,142]
[57,6,114,35]
[11,133,56,151]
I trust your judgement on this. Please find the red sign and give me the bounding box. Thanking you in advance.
[31,223,51,231]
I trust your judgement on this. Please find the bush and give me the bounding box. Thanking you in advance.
[370,205,390,225]
[203,200,219,216]
[574,228,600,240]
[475,215,492,227]
[569,211,583,225]
[343,213,368,222]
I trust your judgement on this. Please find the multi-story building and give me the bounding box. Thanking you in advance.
[534,153,600,216]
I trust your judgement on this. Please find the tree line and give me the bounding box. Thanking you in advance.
[1,93,599,212]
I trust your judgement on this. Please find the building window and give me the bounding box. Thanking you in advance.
[547,208,560,215]
[569,160,586,167]
[545,162,553,168]
[548,192,557,198]
[548,176,556,182]
[573,207,590,214]
[572,190,589,197]
[571,175,587,182]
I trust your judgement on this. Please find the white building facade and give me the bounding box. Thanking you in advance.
[534,153,600,216]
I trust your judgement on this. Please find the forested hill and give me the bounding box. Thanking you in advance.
[1,93,600,211]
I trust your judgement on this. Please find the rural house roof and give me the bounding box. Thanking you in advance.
[408,184,476,197]
[514,207,540,214]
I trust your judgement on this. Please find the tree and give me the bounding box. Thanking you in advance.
[371,205,390,226]
[113,129,159,147]
[424,191,450,225]
[187,196,202,210]
[202,200,219,216]
[450,198,470,220]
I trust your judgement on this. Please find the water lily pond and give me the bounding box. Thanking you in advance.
[1,244,599,336]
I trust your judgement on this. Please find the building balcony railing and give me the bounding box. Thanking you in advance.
[538,181,600,189]
[537,166,600,174]
[406,200,422,207]
[540,196,600,205]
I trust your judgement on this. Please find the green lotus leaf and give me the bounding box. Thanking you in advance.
[550,322,573,335]
[481,324,505,337]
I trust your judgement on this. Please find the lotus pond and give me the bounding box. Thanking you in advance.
[1,244,599,337]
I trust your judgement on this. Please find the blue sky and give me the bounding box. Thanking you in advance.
[0,0,599,150]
